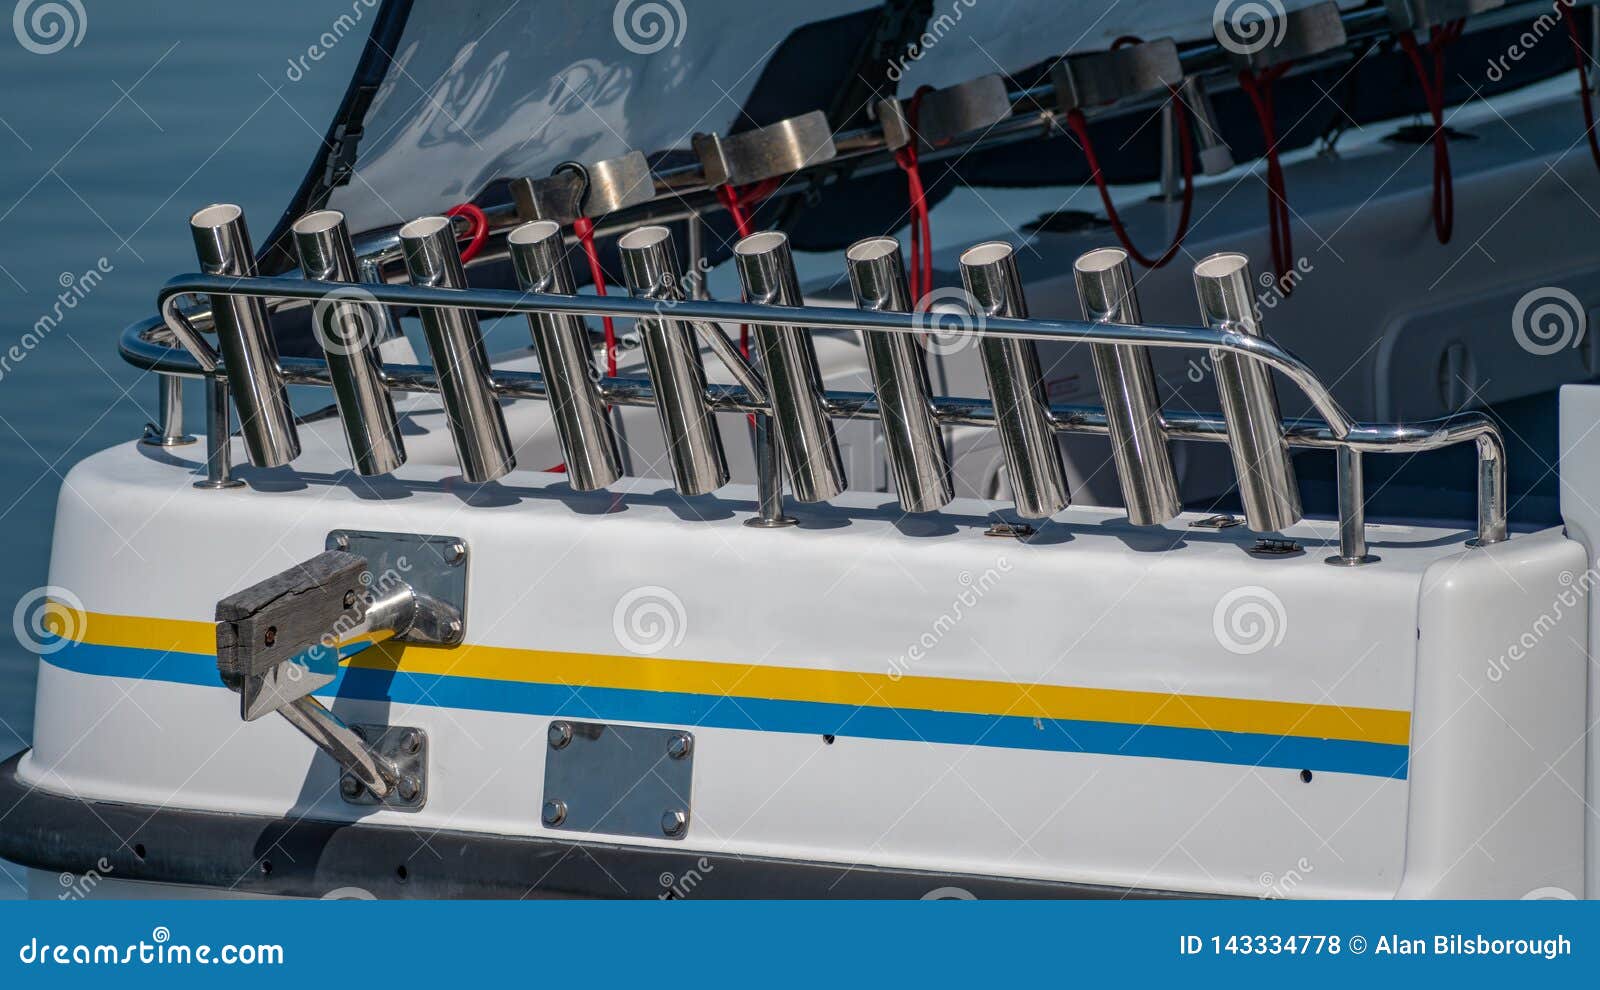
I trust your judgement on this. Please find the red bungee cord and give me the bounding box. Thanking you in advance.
[1063,85,1195,270]
[893,85,936,304]
[444,202,488,263]
[1397,20,1464,245]
[1562,7,1600,175]
[1236,63,1295,291]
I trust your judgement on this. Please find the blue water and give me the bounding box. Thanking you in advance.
[0,1,366,896]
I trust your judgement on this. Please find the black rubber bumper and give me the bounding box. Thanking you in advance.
[0,751,1200,899]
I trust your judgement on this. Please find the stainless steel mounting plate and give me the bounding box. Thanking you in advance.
[1230,1,1347,71]
[1053,39,1182,112]
[340,723,427,811]
[542,721,694,840]
[324,530,467,644]
[693,111,837,187]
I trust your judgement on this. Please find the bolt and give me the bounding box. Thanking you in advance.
[445,542,466,566]
[667,733,693,760]
[397,776,421,802]
[333,534,350,550]
[263,626,277,647]
[343,590,356,609]
[446,618,463,640]
[400,729,423,755]
[660,809,688,837]
[339,776,363,799]
[548,721,573,750]
[542,799,567,826]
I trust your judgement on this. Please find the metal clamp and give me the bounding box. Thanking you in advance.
[1052,38,1183,112]
[214,537,466,803]
[1227,1,1348,72]
[1385,0,1505,32]
[693,111,837,187]
[511,151,655,224]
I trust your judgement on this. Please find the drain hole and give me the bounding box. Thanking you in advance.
[1299,769,1313,784]
[396,864,409,883]
[260,860,273,877]
[133,844,146,861]
[821,734,835,745]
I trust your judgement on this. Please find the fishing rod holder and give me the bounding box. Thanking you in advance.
[132,210,1510,562]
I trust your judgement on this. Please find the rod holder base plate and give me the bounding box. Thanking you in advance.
[1324,553,1380,567]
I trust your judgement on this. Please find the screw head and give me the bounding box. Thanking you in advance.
[548,721,573,750]
[397,775,421,802]
[667,733,693,760]
[333,534,351,550]
[660,809,688,837]
[400,729,423,755]
[445,542,467,566]
[343,590,357,609]
[542,799,567,826]
[339,776,363,799]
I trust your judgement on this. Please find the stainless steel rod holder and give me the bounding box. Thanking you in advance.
[141,374,195,447]
[959,242,1071,520]
[1327,447,1379,565]
[843,237,953,513]
[398,216,516,484]
[617,225,730,496]
[507,221,623,492]
[195,376,244,490]
[189,204,300,468]
[293,210,406,477]
[1193,252,1303,533]
[733,231,846,503]
[1072,248,1180,526]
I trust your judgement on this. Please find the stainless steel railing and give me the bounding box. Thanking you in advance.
[125,236,1509,559]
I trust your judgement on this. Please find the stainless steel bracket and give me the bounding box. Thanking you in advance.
[339,724,428,811]
[693,111,837,187]
[542,721,695,840]
[1053,38,1183,112]
[1227,1,1348,72]
[1385,0,1504,33]
[214,535,466,801]
[511,151,655,224]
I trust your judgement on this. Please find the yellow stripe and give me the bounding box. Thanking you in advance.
[55,607,1411,747]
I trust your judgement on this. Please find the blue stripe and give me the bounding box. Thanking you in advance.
[42,641,1408,780]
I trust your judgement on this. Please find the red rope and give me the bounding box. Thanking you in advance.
[1397,21,1463,245]
[1064,85,1195,270]
[444,203,488,263]
[1563,6,1600,176]
[893,85,936,303]
[570,216,617,378]
[1237,63,1295,291]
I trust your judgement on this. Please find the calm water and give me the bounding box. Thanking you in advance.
[0,1,365,896]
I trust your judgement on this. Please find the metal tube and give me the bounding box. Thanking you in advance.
[843,237,952,513]
[1072,248,1180,526]
[506,220,623,491]
[732,231,846,502]
[397,216,516,484]
[959,242,1071,519]
[188,204,300,467]
[196,376,244,489]
[747,413,797,527]
[616,225,729,496]
[292,210,406,476]
[1193,252,1302,533]
[141,374,195,447]
[1327,447,1378,565]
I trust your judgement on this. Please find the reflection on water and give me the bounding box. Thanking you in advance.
[0,0,362,897]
